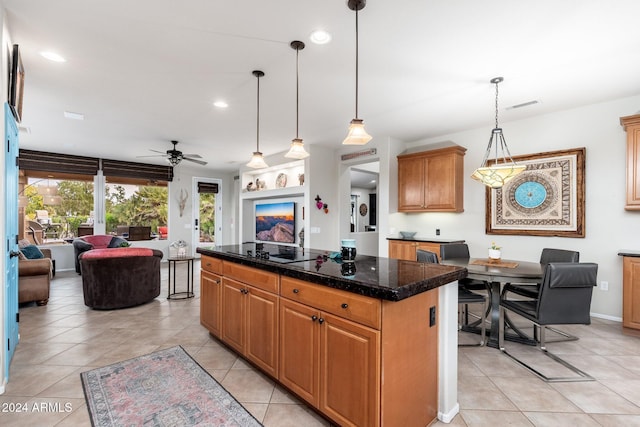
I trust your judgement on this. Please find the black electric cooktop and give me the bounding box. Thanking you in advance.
[226,242,323,264]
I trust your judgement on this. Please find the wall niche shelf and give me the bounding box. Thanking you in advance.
[241,159,305,199]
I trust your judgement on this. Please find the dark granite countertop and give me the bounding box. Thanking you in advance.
[386,236,465,243]
[618,250,640,257]
[196,243,467,302]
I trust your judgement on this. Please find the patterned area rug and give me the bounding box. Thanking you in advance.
[81,346,262,426]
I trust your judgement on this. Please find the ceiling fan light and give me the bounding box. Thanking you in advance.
[285,138,310,159]
[247,151,268,169]
[343,119,372,145]
[167,156,182,166]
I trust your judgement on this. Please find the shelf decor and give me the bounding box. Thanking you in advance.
[485,147,585,237]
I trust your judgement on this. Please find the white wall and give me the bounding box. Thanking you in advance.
[390,94,640,320]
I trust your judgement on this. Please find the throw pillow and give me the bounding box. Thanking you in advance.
[18,238,31,248]
[21,244,44,259]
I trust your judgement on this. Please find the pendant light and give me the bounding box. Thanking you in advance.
[247,70,269,169]
[285,40,310,159]
[343,0,372,145]
[471,77,526,188]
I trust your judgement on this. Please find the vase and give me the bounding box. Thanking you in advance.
[488,249,501,260]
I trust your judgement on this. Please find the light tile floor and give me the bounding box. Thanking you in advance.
[3,261,640,426]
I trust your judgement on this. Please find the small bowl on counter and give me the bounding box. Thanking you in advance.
[399,231,417,239]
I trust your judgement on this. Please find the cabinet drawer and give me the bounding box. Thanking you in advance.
[223,261,279,294]
[281,277,381,329]
[201,256,223,274]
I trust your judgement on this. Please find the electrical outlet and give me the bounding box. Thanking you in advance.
[600,281,609,291]
[436,228,440,236]
[429,306,436,327]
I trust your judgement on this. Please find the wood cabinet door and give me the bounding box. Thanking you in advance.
[279,299,320,406]
[398,156,425,211]
[424,153,459,210]
[200,270,222,337]
[623,257,640,329]
[388,240,417,261]
[245,285,279,378]
[320,312,380,427]
[221,278,246,354]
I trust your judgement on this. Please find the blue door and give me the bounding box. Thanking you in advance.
[4,103,20,381]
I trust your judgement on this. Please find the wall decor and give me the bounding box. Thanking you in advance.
[485,147,585,237]
[359,203,368,216]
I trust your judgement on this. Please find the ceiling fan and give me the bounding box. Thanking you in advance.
[138,140,207,166]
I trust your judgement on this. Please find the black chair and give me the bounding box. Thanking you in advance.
[503,248,580,342]
[417,249,486,346]
[440,243,490,326]
[499,262,598,382]
[505,248,580,299]
[439,243,488,291]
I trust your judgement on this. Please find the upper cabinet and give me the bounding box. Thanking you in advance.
[397,146,466,212]
[621,114,640,211]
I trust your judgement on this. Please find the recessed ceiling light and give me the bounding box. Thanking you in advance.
[64,111,84,120]
[309,29,332,45]
[213,101,228,108]
[40,51,66,62]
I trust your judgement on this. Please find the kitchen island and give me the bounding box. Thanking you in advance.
[197,243,466,426]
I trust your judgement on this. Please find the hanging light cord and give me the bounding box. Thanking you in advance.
[256,73,261,152]
[295,46,300,138]
[494,80,500,129]
[354,6,360,118]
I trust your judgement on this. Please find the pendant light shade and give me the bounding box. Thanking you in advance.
[471,77,525,188]
[285,40,310,159]
[343,0,372,145]
[247,70,268,169]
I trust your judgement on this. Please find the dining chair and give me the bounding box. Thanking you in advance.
[439,243,490,326]
[499,262,598,382]
[503,248,580,342]
[505,248,580,299]
[417,249,486,346]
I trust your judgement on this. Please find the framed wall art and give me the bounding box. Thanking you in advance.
[485,147,585,237]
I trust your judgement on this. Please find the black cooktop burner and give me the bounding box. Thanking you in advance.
[227,243,321,264]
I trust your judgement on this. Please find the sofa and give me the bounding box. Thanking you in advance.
[79,247,163,309]
[18,247,53,306]
[73,235,128,273]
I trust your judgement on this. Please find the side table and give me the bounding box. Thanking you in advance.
[167,256,195,300]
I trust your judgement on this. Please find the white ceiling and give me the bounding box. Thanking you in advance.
[6,0,640,172]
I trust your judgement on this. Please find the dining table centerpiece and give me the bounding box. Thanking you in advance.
[488,242,501,260]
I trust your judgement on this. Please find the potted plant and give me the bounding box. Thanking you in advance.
[488,242,501,260]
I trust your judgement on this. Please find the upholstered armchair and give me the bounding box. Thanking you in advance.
[79,247,163,309]
[19,247,53,305]
[73,235,129,273]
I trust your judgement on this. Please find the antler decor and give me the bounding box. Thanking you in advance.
[177,189,188,217]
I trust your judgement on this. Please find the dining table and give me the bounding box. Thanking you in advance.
[440,257,543,349]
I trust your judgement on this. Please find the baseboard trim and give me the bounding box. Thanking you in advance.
[438,402,460,423]
[591,312,622,322]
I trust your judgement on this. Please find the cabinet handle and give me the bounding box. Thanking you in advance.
[341,303,349,309]
[311,315,318,322]
[318,318,325,324]
[241,288,249,295]
[292,288,299,294]
[214,279,220,284]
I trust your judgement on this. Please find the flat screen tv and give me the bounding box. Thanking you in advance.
[255,201,295,243]
[8,44,24,123]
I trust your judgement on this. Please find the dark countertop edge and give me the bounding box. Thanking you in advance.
[386,237,465,243]
[618,250,640,257]
[196,247,467,302]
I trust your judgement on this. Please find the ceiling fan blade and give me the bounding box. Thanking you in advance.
[149,149,166,154]
[136,154,168,158]
[183,157,208,166]
[181,153,202,159]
